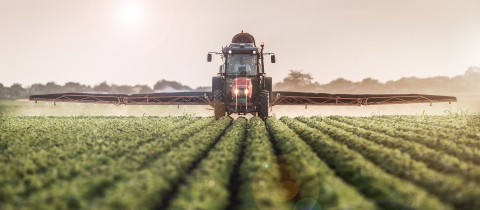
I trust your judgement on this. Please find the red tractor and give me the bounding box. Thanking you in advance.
[208,32,275,119]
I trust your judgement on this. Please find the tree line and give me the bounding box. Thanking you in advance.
[275,66,480,95]
[0,80,210,99]
[0,67,478,99]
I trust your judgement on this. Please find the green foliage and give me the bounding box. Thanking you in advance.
[267,117,379,210]
[234,117,290,210]
[0,115,479,210]
[93,116,232,209]
[168,118,246,210]
[286,116,453,210]
[329,116,480,183]
[298,116,480,210]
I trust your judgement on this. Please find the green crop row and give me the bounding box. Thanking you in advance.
[89,116,232,210]
[326,116,480,183]
[372,116,480,149]
[333,116,480,167]
[298,116,480,210]
[1,117,219,209]
[234,117,290,210]
[375,115,480,143]
[168,118,246,210]
[0,116,192,173]
[0,117,209,206]
[0,115,478,210]
[379,114,480,135]
[2,117,186,195]
[280,117,450,210]
[1,116,194,165]
[1,116,181,149]
[266,117,379,210]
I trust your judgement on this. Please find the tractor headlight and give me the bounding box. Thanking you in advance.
[228,50,232,54]
[234,89,239,95]
[244,89,249,94]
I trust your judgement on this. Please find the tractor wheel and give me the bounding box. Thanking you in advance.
[258,90,269,120]
[213,90,226,119]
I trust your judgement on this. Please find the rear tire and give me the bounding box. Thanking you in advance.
[214,90,226,119]
[258,90,269,120]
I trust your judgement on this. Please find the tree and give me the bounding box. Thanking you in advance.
[357,78,383,92]
[45,82,62,93]
[64,82,92,93]
[463,66,480,92]
[9,83,26,99]
[94,82,111,93]
[0,83,7,99]
[153,79,192,91]
[274,70,319,91]
[282,70,314,87]
[28,83,47,95]
[134,85,153,94]
[465,66,480,77]
[112,85,135,94]
[322,78,354,93]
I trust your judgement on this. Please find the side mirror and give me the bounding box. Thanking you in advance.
[207,53,212,62]
[271,55,276,63]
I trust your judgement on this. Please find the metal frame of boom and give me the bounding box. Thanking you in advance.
[271,92,456,106]
[30,93,212,106]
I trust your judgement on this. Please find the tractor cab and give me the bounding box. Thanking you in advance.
[227,54,257,76]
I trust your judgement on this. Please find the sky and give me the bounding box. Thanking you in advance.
[1,0,479,88]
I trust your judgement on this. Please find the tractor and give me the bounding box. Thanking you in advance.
[207,32,275,119]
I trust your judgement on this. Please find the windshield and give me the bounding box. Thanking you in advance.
[227,54,258,76]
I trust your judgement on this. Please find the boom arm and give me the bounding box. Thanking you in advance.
[29,92,213,106]
[29,91,457,107]
[271,91,457,106]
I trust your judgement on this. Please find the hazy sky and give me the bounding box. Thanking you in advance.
[1,0,479,88]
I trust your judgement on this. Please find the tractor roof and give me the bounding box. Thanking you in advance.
[232,31,256,46]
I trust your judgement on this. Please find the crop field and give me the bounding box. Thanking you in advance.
[1,114,479,210]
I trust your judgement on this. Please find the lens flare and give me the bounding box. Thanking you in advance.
[118,2,144,25]
[88,0,173,55]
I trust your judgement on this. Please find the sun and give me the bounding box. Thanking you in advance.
[118,2,144,25]
[88,0,173,54]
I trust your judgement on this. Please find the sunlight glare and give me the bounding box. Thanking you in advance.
[89,0,173,55]
[118,2,144,25]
